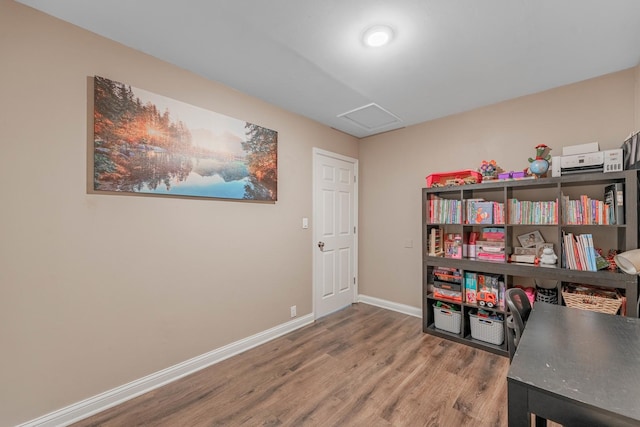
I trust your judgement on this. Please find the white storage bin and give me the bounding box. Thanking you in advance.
[433,304,461,334]
[469,313,504,345]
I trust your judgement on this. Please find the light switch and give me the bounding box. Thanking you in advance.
[302,217,309,229]
[404,239,413,248]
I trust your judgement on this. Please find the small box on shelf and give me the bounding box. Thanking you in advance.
[444,233,463,259]
[476,241,506,262]
[464,271,477,304]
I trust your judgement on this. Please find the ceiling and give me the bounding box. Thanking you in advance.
[17,0,640,138]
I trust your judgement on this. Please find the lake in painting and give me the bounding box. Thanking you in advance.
[93,76,277,201]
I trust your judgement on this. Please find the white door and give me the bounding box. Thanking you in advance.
[313,148,358,318]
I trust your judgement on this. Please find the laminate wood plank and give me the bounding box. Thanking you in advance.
[72,304,559,426]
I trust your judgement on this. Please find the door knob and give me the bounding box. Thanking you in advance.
[318,241,325,251]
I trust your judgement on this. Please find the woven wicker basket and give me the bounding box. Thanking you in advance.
[562,284,622,315]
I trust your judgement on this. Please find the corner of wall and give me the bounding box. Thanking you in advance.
[635,64,640,131]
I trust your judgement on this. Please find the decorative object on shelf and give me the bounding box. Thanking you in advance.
[528,144,551,178]
[535,242,554,259]
[478,159,499,180]
[516,230,544,248]
[539,247,558,265]
[605,249,619,270]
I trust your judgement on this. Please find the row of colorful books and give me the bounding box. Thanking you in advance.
[427,196,463,224]
[428,187,625,226]
[562,195,624,225]
[428,196,505,224]
[507,198,558,224]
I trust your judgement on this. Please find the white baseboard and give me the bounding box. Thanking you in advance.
[18,314,315,427]
[358,294,422,318]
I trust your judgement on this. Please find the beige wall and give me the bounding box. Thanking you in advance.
[0,1,358,425]
[4,0,640,424]
[636,65,640,130]
[358,68,637,307]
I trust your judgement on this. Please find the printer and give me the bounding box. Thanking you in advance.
[551,142,623,176]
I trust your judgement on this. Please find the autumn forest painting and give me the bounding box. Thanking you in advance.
[93,76,277,201]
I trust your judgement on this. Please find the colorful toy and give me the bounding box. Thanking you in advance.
[479,160,498,180]
[477,290,497,308]
[528,144,551,177]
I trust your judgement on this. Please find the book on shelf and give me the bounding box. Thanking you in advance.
[604,183,625,225]
[463,199,505,225]
[562,232,597,271]
[466,200,493,224]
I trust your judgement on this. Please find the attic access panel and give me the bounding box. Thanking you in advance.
[337,103,401,131]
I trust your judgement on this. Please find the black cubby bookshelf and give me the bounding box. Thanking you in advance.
[422,170,640,357]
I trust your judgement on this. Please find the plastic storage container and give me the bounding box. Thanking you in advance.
[469,313,504,345]
[433,304,461,334]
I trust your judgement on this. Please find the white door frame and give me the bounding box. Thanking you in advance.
[312,148,359,319]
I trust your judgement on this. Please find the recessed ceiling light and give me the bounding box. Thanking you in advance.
[363,25,394,47]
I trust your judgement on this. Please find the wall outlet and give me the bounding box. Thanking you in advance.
[290,305,297,318]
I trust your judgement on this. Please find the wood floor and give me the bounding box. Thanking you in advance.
[72,303,521,426]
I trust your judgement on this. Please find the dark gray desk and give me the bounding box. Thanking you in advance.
[507,302,640,427]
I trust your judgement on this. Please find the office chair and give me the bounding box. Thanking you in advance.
[505,287,533,361]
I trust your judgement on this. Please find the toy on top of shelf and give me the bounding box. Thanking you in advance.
[426,169,482,187]
[528,144,552,178]
[478,160,499,180]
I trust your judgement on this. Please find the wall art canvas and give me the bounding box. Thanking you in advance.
[93,76,277,201]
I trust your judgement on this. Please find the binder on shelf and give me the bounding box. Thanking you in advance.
[604,183,625,225]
